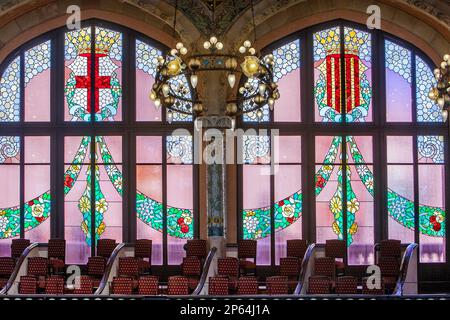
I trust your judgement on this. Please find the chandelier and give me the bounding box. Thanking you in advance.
[429,54,450,121]
[149,0,279,122]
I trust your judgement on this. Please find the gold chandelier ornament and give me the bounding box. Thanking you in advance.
[429,54,450,122]
[149,0,279,121]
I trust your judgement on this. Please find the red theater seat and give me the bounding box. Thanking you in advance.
[135,239,152,275]
[181,256,202,291]
[45,275,64,295]
[217,257,239,292]
[238,240,257,276]
[111,276,133,295]
[11,239,30,260]
[19,275,37,294]
[138,276,159,295]
[237,276,258,295]
[73,276,94,295]
[325,239,346,276]
[266,276,289,295]
[48,239,66,275]
[208,276,229,295]
[168,276,189,295]
[0,257,15,289]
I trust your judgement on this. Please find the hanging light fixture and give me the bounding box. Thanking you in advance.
[429,54,450,122]
[149,0,278,120]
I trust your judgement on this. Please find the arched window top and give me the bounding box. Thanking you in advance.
[241,21,443,125]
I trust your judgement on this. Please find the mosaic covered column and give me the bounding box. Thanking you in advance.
[198,115,232,294]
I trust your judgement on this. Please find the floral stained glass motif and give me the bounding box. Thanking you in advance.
[0,57,20,122]
[416,56,442,122]
[167,135,193,164]
[242,135,270,164]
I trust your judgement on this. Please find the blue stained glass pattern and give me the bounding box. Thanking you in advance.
[418,136,444,164]
[135,39,162,76]
[25,41,51,85]
[0,56,21,122]
[167,135,193,164]
[385,40,411,83]
[416,55,442,122]
[273,39,300,82]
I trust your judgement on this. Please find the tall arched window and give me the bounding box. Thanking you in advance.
[0,20,197,266]
[239,20,447,267]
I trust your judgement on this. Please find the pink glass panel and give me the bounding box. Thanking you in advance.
[167,165,193,265]
[65,136,89,164]
[275,136,301,163]
[348,136,372,164]
[0,165,20,256]
[25,69,50,121]
[315,136,341,164]
[275,165,302,264]
[386,136,413,163]
[386,69,412,121]
[136,70,161,121]
[274,70,301,122]
[25,136,50,163]
[243,165,271,265]
[136,165,163,265]
[97,136,122,164]
[136,136,162,164]
[387,165,415,243]
[419,165,446,263]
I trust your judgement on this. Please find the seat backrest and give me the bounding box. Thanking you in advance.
[138,276,159,295]
[237,276,258,295]
[280,257,300,277]
[73,275,93,294]
[379,239,401,259]
[181,256,201,276]
[217,257,239,277]
[0,257,15,277]
[186,239,207,259]
[45,276,64,295]
[286,239,308,259]
[335,276,358,294]
[27,257,48,276]
[238,240,257,259]
[208,276,229,295]
[167,276,189,295]
[118,257,139,277]
[11,239,30,259]
[87,256,106,276]
[314,257,335,278]
[325,239,346,259]
[48,239,66,260]
[266,276,289,295]
[19,275,37,294]
[111,276,133,295]
[135,239,152,259]
[378,256,400,277]
[96,239,117,258]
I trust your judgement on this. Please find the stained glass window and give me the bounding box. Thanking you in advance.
[65,27,123,122]
[314,27,372,123]
[416,56,442,122]
[135,40,192,123]
[64,136,123,264]
[242,133,302,265]
[25,41,51,121]
[385,40,412,121]
[0,136,50,256]
[0,57,20,122]
[243,39,301,123]
[0,137,21,255]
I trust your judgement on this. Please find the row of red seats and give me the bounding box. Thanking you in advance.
[308,239,403,294]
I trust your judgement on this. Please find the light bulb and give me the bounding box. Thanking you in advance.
[441,61,448,69]
[268,97,275,110]
[228,74,236,88]
[243,40,251,48]
[442,109,448,122]
[170,48,178,56]
[438,97,445,108]
[167,57,182,76]
[176,42,184,50]
[210,36,218,44]
[203,41,211,50]
[154,98,161,109]
[162,84,170,97]
[241,56,260,78]
[239,46,246,54]
[231,119,236,131]
[256,109,263,119]
[444,54,450,62]
[239,87,245,94]
[167,110,173,124]
[149,90,156,101]
[249,47,256,55]
[215,42,224,50]
[258,83,266,96]
[429,89,437,100]
[190,74,198,88]
[180,47,188,55]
